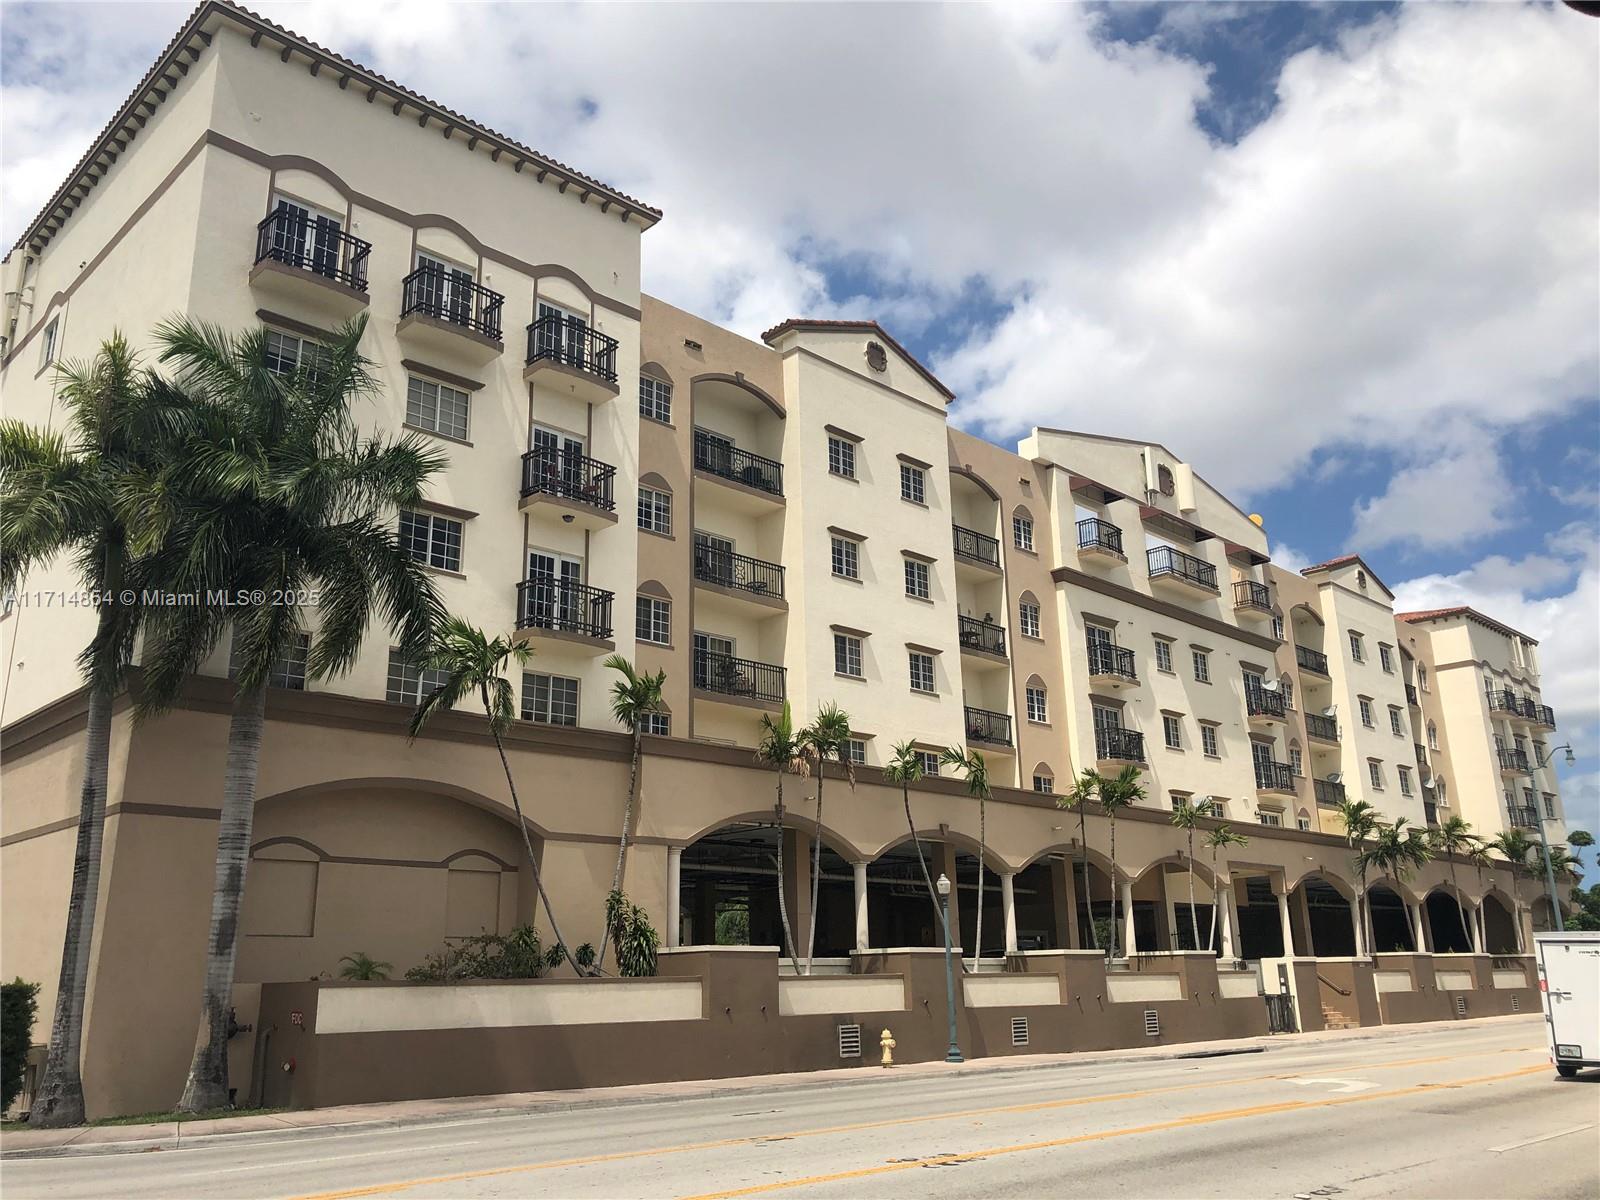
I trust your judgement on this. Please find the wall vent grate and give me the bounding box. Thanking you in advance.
[1454,996,1467,1017]
[1510,994,1519,1013]
[1144,1009,1160,1037]
[1011,1016,1029,1047]
[838,1023,862,1059]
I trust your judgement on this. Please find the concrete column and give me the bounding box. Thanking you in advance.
[1471,904,1486,953]
[1276,884,1294,959]
[1292,888,1314,956]
[1051,857,1078,950]
[1419,901,1436,954]
[1350,900,1363,957]
[852,861,869,953]
[1218,877,1238,960]
[666,845,683,949]
[1001,872,1018,953]
[783,828,811,960]
[1160,869,1179,950]
[1409,903,1425,953]
[1119,879,1137,958]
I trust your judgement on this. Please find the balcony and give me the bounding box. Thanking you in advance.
[1232,580,1272,620]
[964,705,1014,748]
[1086,641,1138,688]
[1532,703,1556,730]
[519,447,617,530]
[1246,685,1286,723]
[523,315,620,404]
[952,524,1001,573]
[693,430,784,503]
[1254,760,1296,794]
[1498,748,1530,775]
[1406,683,1419,707]
[1487,688,1524,719]
[1314,778,1345,807]
[1147,545,1219,596]
[1506,805,1540,830]
[957,615,1007,661]
[1096,727,1146,765]
[693,650,786,708]
[692,543,786,609]
[514,579,614,651]
[1305,712,1339,743]
[1076,517,1125,565]
[1295,644,1330,676]
[398,266,504,365]
[250,208,371,321]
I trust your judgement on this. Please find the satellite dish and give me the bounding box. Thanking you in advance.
[1328,772,1343,784]
[1322,706,1338,717]
[1261,679,1281,693]
[1420,773,1434,787]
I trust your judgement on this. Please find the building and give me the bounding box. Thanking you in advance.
[0,2,1565,1119]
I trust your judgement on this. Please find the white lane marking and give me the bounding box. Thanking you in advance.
[1488,1123,1596,1154]
[1285,1078,1378,1094]
[211,1142,487,1174]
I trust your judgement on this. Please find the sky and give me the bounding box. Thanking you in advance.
[3,1,1597,861]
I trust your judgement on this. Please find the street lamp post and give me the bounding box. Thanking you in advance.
[937,873,963,1064]
[1529,744,1576,934]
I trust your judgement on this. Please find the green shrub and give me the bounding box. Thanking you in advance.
[404,927,549,982]
[2,978,40,1112]
[338,953,391,981]
[606,890,660,977]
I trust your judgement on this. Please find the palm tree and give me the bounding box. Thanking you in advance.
[755,702,805,972]
[598,654,666,971]
[1336,798,1381,956]
[1356,819,1433,951]
[1428,816,1480,951]
[885,741,945,939]
[338,953,391,981]
[1169,797,1212,950]
[1491,829,1536,952]
[1204,825,1251,954]
[1054,770,1102,950]
[0,336,192,1127]
[133,316,444,1112]
[1098,765,1146,960]
[798,703,852,974]
[942,746,991,966]
[411,619,578,972]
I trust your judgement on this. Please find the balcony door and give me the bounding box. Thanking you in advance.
[527,549,582,630]
[531,424,585,495]
[272,196,342,277]
[693,631,736,691]
[1086,623,1115,672]
[417,252,475,325]
[1251,739,1275,781]
[536,300,588,367]
[694,531,735,587]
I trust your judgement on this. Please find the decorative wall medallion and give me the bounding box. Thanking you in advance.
[865,341,888,372]
[1157,464,1175,496]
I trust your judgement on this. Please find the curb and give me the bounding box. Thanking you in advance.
[1,1013,1540,1161]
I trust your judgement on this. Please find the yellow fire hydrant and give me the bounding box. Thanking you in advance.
[880,1027,896,1067]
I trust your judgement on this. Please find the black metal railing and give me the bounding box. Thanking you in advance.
[1233,580,1271,612]
[692,543,785,600]
[1096,727,1146,764]
[958,615,1007,657]
[1076,517,1124,556]
[1246,684,1286,719]
[1498,748,1530,773]
[1255,760,1295,792]
[1147,545,1217,591]
[1406,683,1419,706]
[1506,805,1540,829]
[519,447,616,511]
[952,523,1001,569]
[1086,640,1137,682]
[693,650,786,705]
[1533,703,1556,728]
[525,315,619,383]
[515,579,613,640]
[1295,644,1330,675]
[1313,778,1345,807]
[401,265,504,341]
[964,706,1013,747]
[1423,801,1439,826]
[1487,688,1523,717]
[1305,712,1339,742]
[692,429,783,497]
[255,209,371,291]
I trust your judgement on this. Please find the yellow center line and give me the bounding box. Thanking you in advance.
[679,1064,1549,1200]
[286,1046,1543,1200]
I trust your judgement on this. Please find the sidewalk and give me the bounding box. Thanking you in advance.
[1,1012,1541,1160]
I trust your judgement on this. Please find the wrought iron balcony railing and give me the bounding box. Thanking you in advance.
[1487,688,1523,717]
[1295,644,1330,675]
[515,579,613,640]
[1096,728,1146,764]
[693,429,783,496]
[520,446,616,511]
[1254,760,1295,793]
[1076,517,1124,556]
[401,265,504,341]
[1233,580,1271,612]
[1498,748,1530,773]
[1313,778,1345,807]
[958,615,1007,657]
[1532,703,1556,728]
[952,523,1001,569]
[1305,712,1339,741]
[1506,805,1540,829]
[1246,685,1286,719]
[255,208,371,291]
[1147,545,1218,591]
[693,650,786,704]
[693,544,785,600]
[964,705,1013,747]
[1086,641,1137,683]
[525,315,619,382]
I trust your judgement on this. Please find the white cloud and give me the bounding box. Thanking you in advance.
[1347,435,1516,553]
[1267,542,1311,574]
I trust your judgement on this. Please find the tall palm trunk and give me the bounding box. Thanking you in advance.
[1078,808,1097,950]
[972,795,987,969]
[28,680,113,1127]
[178,683,267,1112]
[772,769,800,972]
[596,725,643,973]
[805,764,825,975]
[1186,829,1199,952]
[1447,859,1469,951]
[1354,872,1368,957]
[1108,815,1119,961]
[492,719,575,969]
[1208,850,1223,953]
[903,785,944,937]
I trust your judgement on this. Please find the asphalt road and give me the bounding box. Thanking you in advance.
[6,1019,1595,1200]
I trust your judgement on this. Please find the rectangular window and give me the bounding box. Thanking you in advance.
[1271,615,1285,642]
[1026,686,1048,724]
[1019,602,1041,639]
[834,633,863,678]
[1350,632,1364,662]
[916,750,940,777]
[1368,761,1384,790]
[1359,697,1374,727]
[1163,714,1182,749]
[1033,775,1054,794]
[635,596,670,645]
[1398,766,1413,797]
[1192,650,1210,683]
[1201,725,1219,757]
[1257,812,1283,828]
[1379,644,1394,673]
[405,376,470,440]
[639,376,672,423]
[846,738,867,766]
[230,630,309,690]
[521,672,579,726]
[641,712,670,736]
[1283,678,1295,709]
[909,651,935,694]
[263,328,328,380]
[40,317,59,368]
[399,509,463,573]
[827,435,856,479]
[831,535,860,580]
[1013,514,1034,551]
[1154,639,1174,673]
[1543,793,1556,818]
[637,486,672,535]
[904,558,930,600]
[1388,706,1403,735]
[385,648,451,706]
[899,462,926,504]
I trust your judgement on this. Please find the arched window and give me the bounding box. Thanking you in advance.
[1011,505,1035,552]
[1032,763,1055,794]
[1417,664,1428,691]
[1017,589,1042,638]
[1025,675,1048,724]
[1427,720,1438,750]
[635,579,672,647]
[639,363,674,423]
[638,471,673,536]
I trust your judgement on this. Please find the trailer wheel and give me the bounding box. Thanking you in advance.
[1555,1063,1578,1079]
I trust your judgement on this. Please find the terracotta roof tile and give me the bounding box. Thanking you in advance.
[1399,607,1534,644]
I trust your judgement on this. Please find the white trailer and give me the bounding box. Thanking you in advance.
[1534,931,1600,1079]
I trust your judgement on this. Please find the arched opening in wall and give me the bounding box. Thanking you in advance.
[1289,875,1355,957]
[954,852,1007,957]
[1530,894,1557,934]
[1069,857,1118,953]
[1425,889,1473,954]
[1367,884,1415,952]
[1482,893,1520,954]
[1235,875,1288,960]
[864,838,945,950]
